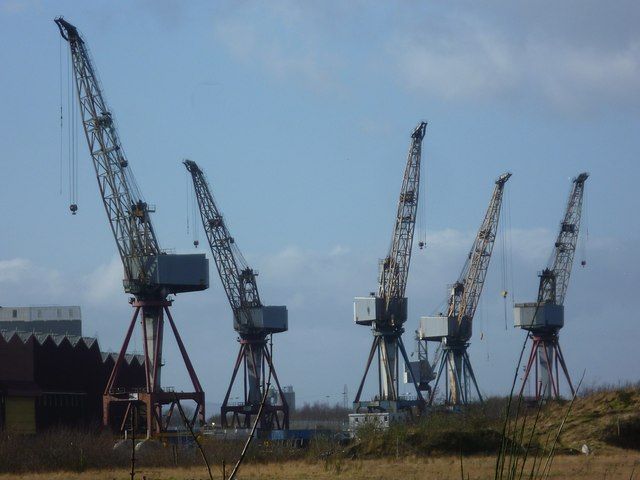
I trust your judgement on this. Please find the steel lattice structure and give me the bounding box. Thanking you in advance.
[423,173,511,406]
[537,173,589,306]
[56,17,208,438]
[184,160,289,430]
[353,122,427,414]
[516,173,589,400]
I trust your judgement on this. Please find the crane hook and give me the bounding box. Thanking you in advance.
[70,204,78,215]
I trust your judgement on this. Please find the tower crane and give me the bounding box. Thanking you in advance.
[514,173,589,400]
[420,173,511,406]
[353,121,427,415]
[55,17,209,437]
[184,160,289,430]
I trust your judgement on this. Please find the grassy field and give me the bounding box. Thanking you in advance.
[0,387,637,479]
[0,454,637,480]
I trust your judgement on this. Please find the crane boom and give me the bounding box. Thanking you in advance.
[184,160,261,323]
[55,17,159,293]
[447,172,511,338]
[537,172,589,306]
[378,122,427,306]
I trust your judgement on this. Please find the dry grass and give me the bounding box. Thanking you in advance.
[0,454,637,480]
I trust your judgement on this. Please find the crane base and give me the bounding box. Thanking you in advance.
[103,299,205,438]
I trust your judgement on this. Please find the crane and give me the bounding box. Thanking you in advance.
[184,160,289,430]
[514,173,589,400]
[55,17,209,438]
[420,173,511,406]
[353,121,427,416]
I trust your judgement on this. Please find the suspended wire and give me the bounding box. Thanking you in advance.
[417,148,427,250]
[59,36,64,196]
[67,46,79,214]
[192,176,199,247]
[499,189,509,330]
[185,170,191,236]
[507,186,516,306]
[579,185,589,267]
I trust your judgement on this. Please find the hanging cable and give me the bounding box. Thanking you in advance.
[579,186,589,267]
[417,149,427,250]
[499,189,509,330]
[59,35,64,196]
[68,49,78,215]
[507,186,516,306]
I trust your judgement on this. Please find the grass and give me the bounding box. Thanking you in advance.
[0,386,638,478]
[0,455,637,480]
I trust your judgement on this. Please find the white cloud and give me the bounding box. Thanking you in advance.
[0,258,64,299]
[82,255,124,306]
[392,10,640,113]
[213,5,341,92]
[0,0,39,14]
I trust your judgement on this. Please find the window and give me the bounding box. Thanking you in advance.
[12,310,17,318]
[37,310,42,318]
[57,309,62,318]
[69,309,74,318]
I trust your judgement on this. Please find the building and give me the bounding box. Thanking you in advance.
[0,306,82,336]
[0,330,144,433]
[282,385,296,412]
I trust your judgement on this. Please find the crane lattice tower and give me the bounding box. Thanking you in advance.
[420,173,511,406]
[55,18,209,438]
[353,122,427,415]
[514,173,589,401]
[184,160,289,430]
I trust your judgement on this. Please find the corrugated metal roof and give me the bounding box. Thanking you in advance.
[0,329,144,365]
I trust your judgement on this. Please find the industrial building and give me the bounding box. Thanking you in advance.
[0,306,82,336]
[0,330,144,433]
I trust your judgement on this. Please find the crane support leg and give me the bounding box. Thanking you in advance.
[519,334,573,401]
[221,336,289,430]
[103,299,205,438]
[429,342,482,407]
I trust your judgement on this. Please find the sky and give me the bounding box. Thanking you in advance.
[0,1,638,408]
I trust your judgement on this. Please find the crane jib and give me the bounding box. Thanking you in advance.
[56,17,208,296]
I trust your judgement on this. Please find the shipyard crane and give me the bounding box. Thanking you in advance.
[184,160,289,430]
[514,173,589,400]
[420,173,511,406]
[55,17,209,438]
[353,121,427,416]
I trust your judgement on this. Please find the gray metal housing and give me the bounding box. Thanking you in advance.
[234,305,288,334]
[126,254,209,294]
[353,297,407,325]
[513,303,564,330]
[419,315,473,341]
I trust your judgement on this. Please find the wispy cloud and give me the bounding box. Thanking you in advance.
[213,2,342,92]
[391,7,640,113]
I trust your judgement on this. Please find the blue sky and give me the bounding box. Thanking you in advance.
[0,1,638,406]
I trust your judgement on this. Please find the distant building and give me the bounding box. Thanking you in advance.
[0,330,144,433]
[282,385,295,412]
[0,306,82,336]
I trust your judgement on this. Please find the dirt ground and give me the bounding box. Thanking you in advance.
[0,454,637,480]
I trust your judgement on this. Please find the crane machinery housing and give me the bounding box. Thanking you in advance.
[420,173,511,406]
[184,160,289,431]
[352,121,427,419]
[55,17,209,438]
[514,173,589,401]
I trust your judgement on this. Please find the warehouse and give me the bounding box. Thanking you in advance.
[0,305,82,336]
[0,330,144,433]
